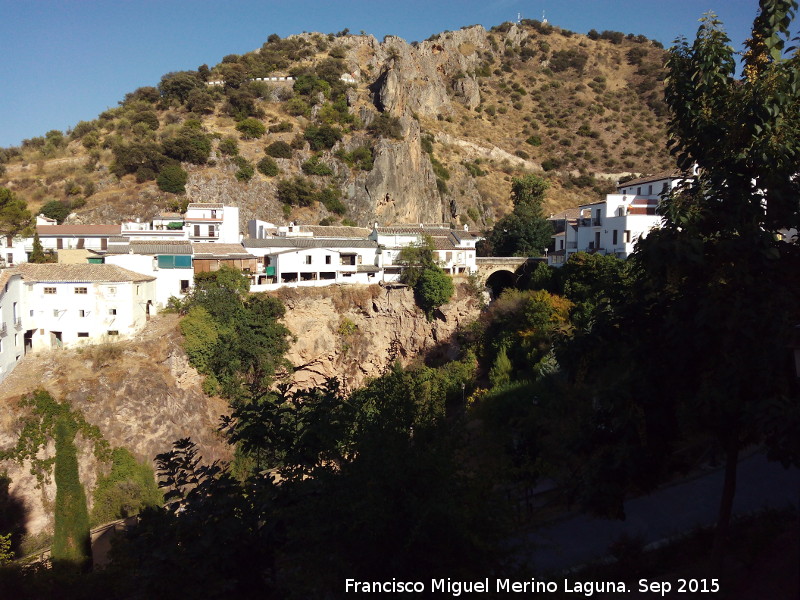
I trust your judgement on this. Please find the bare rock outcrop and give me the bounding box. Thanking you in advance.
[276,283,481,391]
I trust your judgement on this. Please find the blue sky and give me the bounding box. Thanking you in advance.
[0,1,764,148]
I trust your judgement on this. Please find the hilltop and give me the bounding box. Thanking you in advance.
[0,20,672,230]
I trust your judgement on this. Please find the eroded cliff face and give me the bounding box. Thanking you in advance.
[0,315,230,539]
[276,282,481,392]
[0,286,481,541]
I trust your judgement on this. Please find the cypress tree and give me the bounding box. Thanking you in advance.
[29,232,46,263]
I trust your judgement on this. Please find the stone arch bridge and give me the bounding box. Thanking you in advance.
[474,257,545,293]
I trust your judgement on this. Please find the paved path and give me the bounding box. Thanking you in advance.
[518,452,800,573]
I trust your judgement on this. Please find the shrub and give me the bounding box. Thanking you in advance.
[265,141,293,158]
[163,126,212,164]
[301,156,334,176]
[218,136,239,156]
[233,157,254,182]
[317,186,346,214]
[366,113,403,139]
[335,145,373,170]
[91,447,162,526]
[285,97,311,117]
[157,165,189,193]
[268,121,293,133]
[257,156,279,177]
[236,118,266,139]
[276,176,317,206]
[304,124,343,150]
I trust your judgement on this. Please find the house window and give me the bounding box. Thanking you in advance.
[305,255,312,265]
[325,255,331,264]
[612,230,618,245]
[56,238,63,250]
[637,187,641,195]
[44,287,56,294]
[107,330,119,336]
[662,182,668,193]
[136,285,140,295]
[624,230,631,243]
[109,309,117,316]
[74,287,87,294]
[648,184,653,195]
[79,310,86,317]
[78,332,89,338]
[180,280,190,293]
[445,252,452,262]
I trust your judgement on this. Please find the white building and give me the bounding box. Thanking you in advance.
[33,224,122,253]
[104,240,194,308]
[369,225,480,280]
[15,263,156,351]
[244,238,381,289]
[1,234,28,268]
[184,203,240,243]
[0,269,24,382]
[548,171,685,265]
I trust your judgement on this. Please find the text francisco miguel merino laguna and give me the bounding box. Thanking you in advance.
[345,578,631,596]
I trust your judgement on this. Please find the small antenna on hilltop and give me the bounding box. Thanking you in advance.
[542,10,548,24]
[517,12,522,24]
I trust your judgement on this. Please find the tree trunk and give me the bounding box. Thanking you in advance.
[710,439,739,568]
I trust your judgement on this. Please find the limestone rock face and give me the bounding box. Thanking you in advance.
[277,283,481,391]
[368,27,488,119]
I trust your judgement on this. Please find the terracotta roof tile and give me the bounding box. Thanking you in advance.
[16,263,155,283]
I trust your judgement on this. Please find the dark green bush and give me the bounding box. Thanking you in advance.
[257,157,279,177]
[157,165,189,193]
[266,141,293,158]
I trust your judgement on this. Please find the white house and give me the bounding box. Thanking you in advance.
[15,263,156,351]
[32,224,121,253]
[184,203,239,243]
[0,269,24,382]
[369,225,479,279]
[1,234,28,268]
[104,240,194,308]
[245,238,381,289]
[548,171,685,265]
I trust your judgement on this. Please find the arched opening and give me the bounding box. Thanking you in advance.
[485,269,517,299]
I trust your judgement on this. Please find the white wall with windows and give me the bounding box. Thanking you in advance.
[0,272,24,383]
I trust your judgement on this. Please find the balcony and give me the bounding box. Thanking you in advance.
[14,317,22,330]
[0,323,7,337]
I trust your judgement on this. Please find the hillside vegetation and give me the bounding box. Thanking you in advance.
[0,20,672,229]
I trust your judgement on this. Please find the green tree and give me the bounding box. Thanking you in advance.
[162,126,212,164]
[29,232,47,263]
[633,1,800,561]
[159,71,203,104]
[486,174,553,256]
[415,266,454,319]
[39,199,71,224]
[157,165,189,194]
[0,188,31,235]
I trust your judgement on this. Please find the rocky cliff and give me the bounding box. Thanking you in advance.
[0,284,481,543]
[277,282,480,391]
